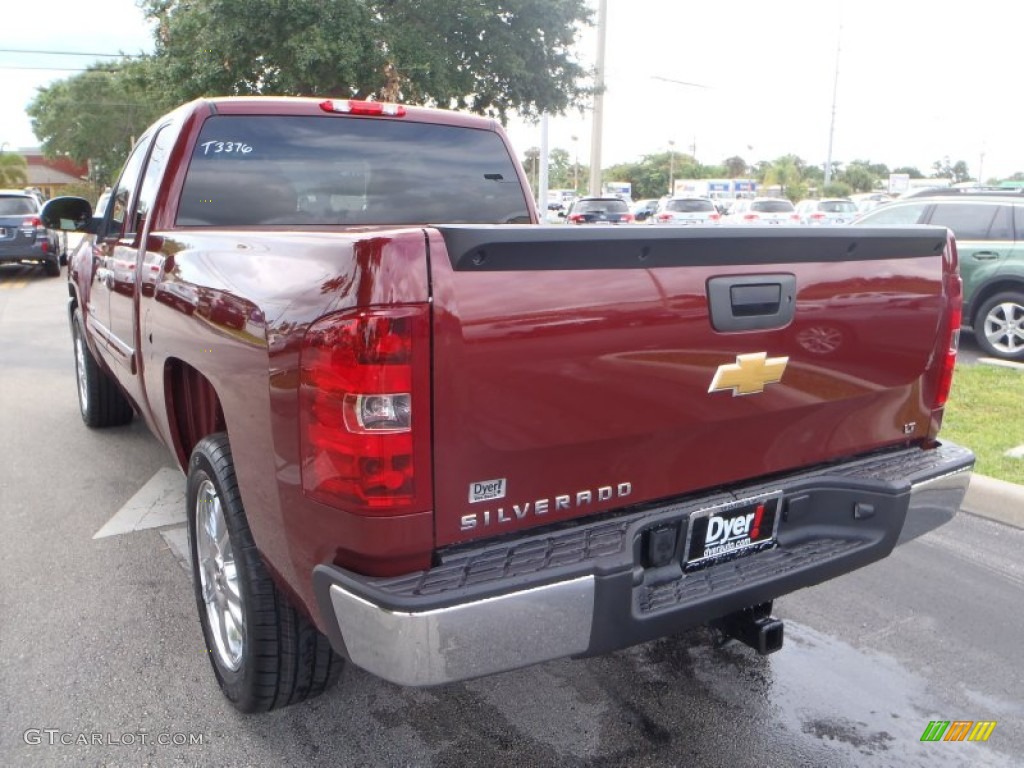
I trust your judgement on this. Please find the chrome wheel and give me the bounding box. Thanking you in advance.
[195,478,245,671]
[74,332,89,416]
[983,300,1024,356]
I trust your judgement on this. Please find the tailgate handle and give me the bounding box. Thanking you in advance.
[708,274,796,332]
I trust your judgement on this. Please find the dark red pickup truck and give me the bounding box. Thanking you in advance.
[43,97,974,713]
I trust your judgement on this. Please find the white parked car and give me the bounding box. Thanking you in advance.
[795,198,858,225]
[651,197,721,226]
[725,198,800,225]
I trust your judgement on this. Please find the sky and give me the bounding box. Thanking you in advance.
[2,0,1022,180]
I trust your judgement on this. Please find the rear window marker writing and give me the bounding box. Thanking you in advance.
[199,141,253,155]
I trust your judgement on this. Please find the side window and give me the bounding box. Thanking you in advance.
[926,203,996,241]
[107,136,152,240]
[133,126,174,236]
[987,206,1013,240]
[859,202,927,226]
[1016,206,1024,241]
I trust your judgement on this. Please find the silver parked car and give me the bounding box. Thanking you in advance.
[0,190,62,276]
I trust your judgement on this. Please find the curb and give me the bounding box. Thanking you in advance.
[962,474,1024,529]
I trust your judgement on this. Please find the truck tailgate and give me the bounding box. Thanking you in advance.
[427,226,953,546]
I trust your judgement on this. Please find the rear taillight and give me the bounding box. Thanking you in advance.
[810,212,826,220]
[933,299,962,410]
[743,213,758,221]
[790,213,801,221]
[299,304,432,515]
[656,213,672,222]
[933,237,963,410]
[622,213,635,223]
[21,216,43,230]
[568,213,585,223]
[709,213,721,221]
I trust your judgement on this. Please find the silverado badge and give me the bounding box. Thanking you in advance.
[708,352,788,396]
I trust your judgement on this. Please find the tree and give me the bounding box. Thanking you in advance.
[931,157,971,183]
[838,162,877,193]
[723,156,747,178]
[27,59,174,185]
[0,152,28,187]
[142,0,592,122]
[823,181,853,198]
[892,166,924,179]
[762,155,804,201]
[547,148,574,190]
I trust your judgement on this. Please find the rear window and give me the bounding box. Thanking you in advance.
[178,115,531,226]
[666,199,714,213]
[820,200,857,213]
[0,196,37,215]
[751,200,794,213]
[576,199,629,213]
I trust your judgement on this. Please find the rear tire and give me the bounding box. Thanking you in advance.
[187,433,343,712]
[974,292,1024,361]
[72,311,133,427]
[44,258,60,277]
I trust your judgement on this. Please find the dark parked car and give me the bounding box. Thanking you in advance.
[854,191,1024,360]
[565,196,635,224]
[0,190,62,276]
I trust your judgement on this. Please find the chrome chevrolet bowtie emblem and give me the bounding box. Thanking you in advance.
[708,353,789,396]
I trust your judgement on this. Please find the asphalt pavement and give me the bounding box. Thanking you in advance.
[1,262,1022,768]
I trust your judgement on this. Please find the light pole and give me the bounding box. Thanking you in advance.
[668,140,676,196]
[823,17,842,188]
[588,0,608,196]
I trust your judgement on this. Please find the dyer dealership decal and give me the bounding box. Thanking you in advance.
[685,493,781,567]
[461,482,632,531]
[469,478,507,504]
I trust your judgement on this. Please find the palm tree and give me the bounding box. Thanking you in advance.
[762,156,802,200]
[0,152,28,187]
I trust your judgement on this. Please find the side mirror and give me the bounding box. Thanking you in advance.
[40,196,97,233]
[557,210,566,218]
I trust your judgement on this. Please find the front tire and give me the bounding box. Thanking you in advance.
[974,292,1024,361]
[187,434,342,712]
[72,311,133,427]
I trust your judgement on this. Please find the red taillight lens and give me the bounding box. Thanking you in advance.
[299,304,432,515]
[934,304,961,409]
[743,213,758,221]
[569,213,584,223]
[709,213,721,221]
[657,213,672,222]
[320,99,406,117]
[21,216,43,229]
[622,213,634,223]
[933,236,963,412]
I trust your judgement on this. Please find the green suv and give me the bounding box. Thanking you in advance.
[854,191,1024,361]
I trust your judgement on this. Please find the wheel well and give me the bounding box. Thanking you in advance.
[968,279,1024,326]
[165,359,226,468]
